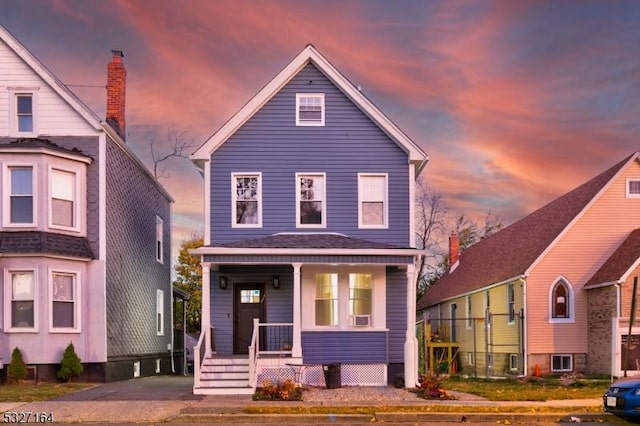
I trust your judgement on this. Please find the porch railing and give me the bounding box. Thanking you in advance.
[193,328,206,389]
[257,322,294,355]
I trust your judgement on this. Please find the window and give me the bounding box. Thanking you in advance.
[358,173,388,228]
[156,216,163,263]
[349,273,372,326]
[507,283,515,324]
[468,352,474,366]
[484,290,491,325]
[296,173,325,227]
[551,354,572,372]
[466,295,472,329]
[627,179,640,198]
[51,169,76,228]
[9,270,35,329]
[240,289,261,304]
[232,173,261,227]
[315,273,338,326]
[17,94,33,133]
[156,289,164,336]
[51,272,77,330]
[5,165,35,225]
[550,278,573,320]
[296,93,324,126]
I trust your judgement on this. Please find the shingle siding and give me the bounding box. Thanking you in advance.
[210,64,410,246]
[104,137,171,357]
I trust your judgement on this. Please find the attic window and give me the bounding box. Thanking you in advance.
[296,93,324,126]
[626,179,640,198]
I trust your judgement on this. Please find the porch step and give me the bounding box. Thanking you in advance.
[195,356,252,395]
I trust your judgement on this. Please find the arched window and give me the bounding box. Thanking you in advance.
[549,277,574,322]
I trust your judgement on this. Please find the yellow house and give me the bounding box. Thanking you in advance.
[418,153,640,378]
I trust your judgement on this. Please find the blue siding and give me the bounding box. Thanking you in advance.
[386,267,407,363]
[210,63,410,246]
[203,255,414,264]
[211,265,293,355]
[301,331,388,364]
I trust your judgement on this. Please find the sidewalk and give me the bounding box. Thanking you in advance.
[0,376,610,424]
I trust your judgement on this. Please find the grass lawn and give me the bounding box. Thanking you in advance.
[443,375,610,401]
[0,382,96,402]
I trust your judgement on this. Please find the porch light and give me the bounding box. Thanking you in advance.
[272,276,280,289]
[219,276,228,289]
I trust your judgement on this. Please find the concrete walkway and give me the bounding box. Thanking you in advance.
[0,375,611,424]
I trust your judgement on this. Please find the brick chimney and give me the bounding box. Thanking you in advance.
[106,50,126,139]
[449,231,460,271]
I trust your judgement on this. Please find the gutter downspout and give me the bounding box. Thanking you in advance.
[518,276,528,377]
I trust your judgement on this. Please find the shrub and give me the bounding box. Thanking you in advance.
[253,379,302,401]
[7,347,28,384]
[415,373,456,400]
[57,342,83,382]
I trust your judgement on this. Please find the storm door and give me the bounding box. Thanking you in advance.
[234,284,265,354]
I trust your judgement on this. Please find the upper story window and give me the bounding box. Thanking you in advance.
[296,173,326,227]
[626,179,640,198]
[358,173,388,228]
[549,277,574,323]
[50,168,76,229]
[5,269,37,331]
[232,173,262,227]
[507,283,516,324]
[3,164,35,227]
[156,216,164,263]
[466,295,472,329]
[315,273,338,326]
[296,93,325,126]
[9,90,38,136]
[156,289,165,336]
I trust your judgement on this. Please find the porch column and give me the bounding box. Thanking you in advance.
[202,263,212,356]
[292,263,302,358]
[404,264,418,388]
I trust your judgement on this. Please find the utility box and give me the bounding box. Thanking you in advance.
[323,363,341,389]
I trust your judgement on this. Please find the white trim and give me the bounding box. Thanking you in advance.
[409,164,416,247]
[295,93,325,126]
[507,282,515,325]
[231,172,262,228]
[2,162,37,228]
[191,45,429,171]
[3,268,38,333]
[548,275,575,323]
[8,89,39,137]
[358,173,388,229]
[157,289,165,336]
[295,172,326,228]
[156,215,164,263]
[0,145,92,163]
[550,354,573,372]
[191,246,421,257]
[48,165,82,232]
[626,178,640,198]
[509,354,518,371]
[525,153,639,276]
[48,268,82,333]
[465,295,472,329]
[204,160,211,245]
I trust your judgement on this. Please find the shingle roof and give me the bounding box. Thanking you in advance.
[417,154,636,310]
[0,137,92,159]
[214,233,408,250]
[585,228,640,288]
[0,231,94,259]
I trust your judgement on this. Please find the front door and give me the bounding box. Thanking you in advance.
[234,284,265,354]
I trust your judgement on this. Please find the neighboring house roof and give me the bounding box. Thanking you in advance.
[191,44,429,174]
[0,137,93,162]
[418,153,637,310]
[0,231,94,259]
[585,228,640,288]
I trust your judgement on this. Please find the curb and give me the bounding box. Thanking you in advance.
[170,413,374,423]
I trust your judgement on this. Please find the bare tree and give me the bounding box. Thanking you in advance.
[150,125,197,179]
[415,176,448,300]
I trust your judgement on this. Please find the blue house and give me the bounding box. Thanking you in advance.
[190,45,428,394]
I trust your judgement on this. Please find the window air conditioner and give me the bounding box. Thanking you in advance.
[351,315,372,327]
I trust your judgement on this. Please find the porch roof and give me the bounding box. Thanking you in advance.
[585,228,640,288]
[0,231,94,259]
[191,233,421,265]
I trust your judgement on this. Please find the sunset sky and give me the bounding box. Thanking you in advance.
[2,0,639,261]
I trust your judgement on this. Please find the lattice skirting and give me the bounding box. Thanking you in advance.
[256,363,387,387]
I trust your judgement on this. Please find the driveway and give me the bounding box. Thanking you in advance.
[53,375,202,401]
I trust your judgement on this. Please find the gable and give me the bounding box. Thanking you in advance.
[191,45,428,173]
[0,26,100,136]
